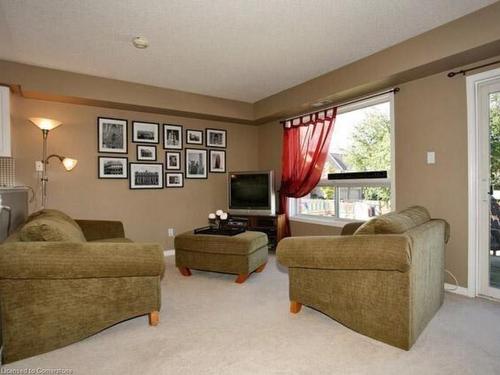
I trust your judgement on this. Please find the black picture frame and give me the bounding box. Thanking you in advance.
[165,172,184,188]
[205,128,227,148]
[132,121,160,144]
[185,148,208,179]
[129,163,164,189]
[209,150,226,173]
[98,156,128,179]
[165,151,181,170]
[97,117,128,154]
[186,129,203,145]
[137,145,157,161]
[163,124,183,150]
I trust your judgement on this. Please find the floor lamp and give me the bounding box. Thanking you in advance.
[29,118,78,208]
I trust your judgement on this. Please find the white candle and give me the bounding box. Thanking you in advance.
[208,213,216,219]
[216,209,224,216]
[220,213,228,220]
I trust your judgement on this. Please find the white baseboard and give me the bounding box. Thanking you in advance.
[164,249,175,257]
[444,283,471,297]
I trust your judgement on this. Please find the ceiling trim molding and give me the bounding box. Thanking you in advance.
[20,90,256,125]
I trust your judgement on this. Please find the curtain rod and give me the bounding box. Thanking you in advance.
[281,87,400,123]
[447,59,500,78]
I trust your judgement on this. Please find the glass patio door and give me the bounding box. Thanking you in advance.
[478,78,500,300]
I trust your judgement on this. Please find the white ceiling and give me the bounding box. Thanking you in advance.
[0,0,496,102]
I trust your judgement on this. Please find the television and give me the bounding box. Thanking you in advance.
[228,171,275,216]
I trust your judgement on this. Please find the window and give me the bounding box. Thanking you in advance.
[290,93,394,223]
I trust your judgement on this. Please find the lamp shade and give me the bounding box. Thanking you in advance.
[29,117,62,131]
[61,158,78,171]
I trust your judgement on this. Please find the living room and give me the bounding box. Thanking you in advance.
[0,1,500,373]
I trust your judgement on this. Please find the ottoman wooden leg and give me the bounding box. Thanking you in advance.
[235,273,249,284]
[290,301,302,314]
[255,262,267,273]
[178,267,192,276]
[149,311,159,326]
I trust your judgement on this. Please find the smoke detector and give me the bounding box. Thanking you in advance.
[132,36,149,49]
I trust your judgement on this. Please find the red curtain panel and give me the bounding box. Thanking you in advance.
[279,108,337,236]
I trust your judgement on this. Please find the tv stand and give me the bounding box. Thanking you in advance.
[228,214,286,250]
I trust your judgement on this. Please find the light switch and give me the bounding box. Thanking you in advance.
[427,151,435,165]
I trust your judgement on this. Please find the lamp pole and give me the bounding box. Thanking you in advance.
[41,129,49,208]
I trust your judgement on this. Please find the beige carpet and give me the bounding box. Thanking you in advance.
[4,254,500,374]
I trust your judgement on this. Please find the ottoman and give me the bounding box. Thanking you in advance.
[174,231,268,283]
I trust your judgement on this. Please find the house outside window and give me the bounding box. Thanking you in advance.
[290,93,395,224]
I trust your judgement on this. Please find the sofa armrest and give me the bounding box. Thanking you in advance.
[340,221,365,235]
[276,235,412,272]
[0,242,165,279]
[431,219,450,244]
[75,219,125,241]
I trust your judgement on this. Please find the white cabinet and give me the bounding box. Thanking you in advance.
[0,86,11,157]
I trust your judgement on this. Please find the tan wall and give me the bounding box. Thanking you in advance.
[395,71,469,286]
[11,95,259,249]
[8,66,479,287]
[258,120,283,189]
[256,69,473,287]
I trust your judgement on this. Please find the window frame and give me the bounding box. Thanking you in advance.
[289,92,396,226]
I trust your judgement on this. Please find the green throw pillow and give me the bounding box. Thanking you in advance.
[354,206,431,235]
[26,209,82,231]
[19,215,86,242]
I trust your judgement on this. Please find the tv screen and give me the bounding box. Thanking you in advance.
[230,173,270,209]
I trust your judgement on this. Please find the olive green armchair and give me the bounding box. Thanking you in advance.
[0,209,165,364]
[277,206,449,350]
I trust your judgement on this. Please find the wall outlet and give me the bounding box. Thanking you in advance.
[168,228,175,237]
[35,160,44,172]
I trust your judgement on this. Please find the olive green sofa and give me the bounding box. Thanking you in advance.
[277,206,449,350]
[0,209,165,364]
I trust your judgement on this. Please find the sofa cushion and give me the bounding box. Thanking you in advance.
[354,206,431,235]
[19,215,87,242]
[27,209,82,231]
[175,230,268,255]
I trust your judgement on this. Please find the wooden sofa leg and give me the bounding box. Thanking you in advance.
[290,301,302,314]
[149,311,159,326]
[235,273,249,284]
[255,262,267,273]
[178,267,192,276]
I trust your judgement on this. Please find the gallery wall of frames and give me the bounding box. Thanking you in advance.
[97,117,227,189]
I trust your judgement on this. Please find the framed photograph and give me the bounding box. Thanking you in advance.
[132,121,159,144]
[163,124,183,149]
[137,145,157,161]
[98,156,128,179]
[185,148,208,179]
[129,163,164,189]
[165,172,184,188]
[186,129,203,145]
[166,151,181,170]
[209,150,226,173]
[206,128,226,148]
[98,117,128,153]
